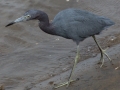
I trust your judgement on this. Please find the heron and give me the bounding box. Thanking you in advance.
[6,8,115,88]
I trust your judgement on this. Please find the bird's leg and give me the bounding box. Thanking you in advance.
[54,45,80,89]
[92,35,113,68]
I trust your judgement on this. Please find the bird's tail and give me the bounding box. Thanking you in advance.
[101,16,115,26]
[104,18,115,26]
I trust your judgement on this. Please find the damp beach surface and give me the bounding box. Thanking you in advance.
[0,0,120,90]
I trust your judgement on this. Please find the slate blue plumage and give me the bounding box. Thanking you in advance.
[6,8,115,88]
[52,9,114,44]
[6,8,114,45]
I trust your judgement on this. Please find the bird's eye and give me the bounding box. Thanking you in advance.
[27,15,31,17]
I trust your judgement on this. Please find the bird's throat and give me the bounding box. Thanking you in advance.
[39,22,56,35]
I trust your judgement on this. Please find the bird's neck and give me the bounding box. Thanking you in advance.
[38,12,56,35]
[39,21,55,35]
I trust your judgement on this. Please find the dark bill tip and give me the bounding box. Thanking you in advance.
[5,22,15,27]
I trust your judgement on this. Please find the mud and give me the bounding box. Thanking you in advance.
[0,0,120,90]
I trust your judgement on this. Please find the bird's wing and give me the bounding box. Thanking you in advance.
[52,9,114,39]
[69,9,114,37]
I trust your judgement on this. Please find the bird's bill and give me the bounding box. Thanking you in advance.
[6,15,30,27]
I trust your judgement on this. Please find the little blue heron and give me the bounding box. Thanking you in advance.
[6,8,115,88]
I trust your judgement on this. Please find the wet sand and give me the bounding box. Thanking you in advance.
[0,0,120,90]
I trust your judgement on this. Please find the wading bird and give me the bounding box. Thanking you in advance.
[6,8,114,89]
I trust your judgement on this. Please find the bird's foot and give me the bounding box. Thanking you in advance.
[99,49,113,68]
[100,58,105,68]
[54,79,78,89]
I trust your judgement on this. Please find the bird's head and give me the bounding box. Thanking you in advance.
[6,10,42,27]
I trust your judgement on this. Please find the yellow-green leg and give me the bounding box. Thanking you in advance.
[54,45,80,89]
[92,35,113,68]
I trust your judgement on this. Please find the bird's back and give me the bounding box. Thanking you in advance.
[52,8,114,43]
